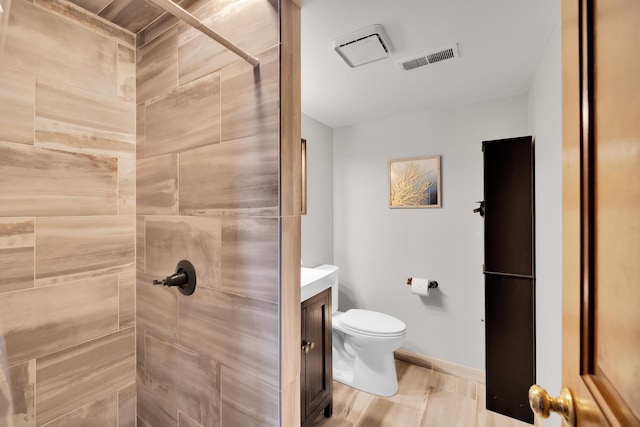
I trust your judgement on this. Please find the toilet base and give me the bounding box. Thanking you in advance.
[333,351,399,397]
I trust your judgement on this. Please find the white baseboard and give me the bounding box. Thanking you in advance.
[394,349,486,384]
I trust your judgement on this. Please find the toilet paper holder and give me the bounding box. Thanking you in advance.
[406,278,438,289]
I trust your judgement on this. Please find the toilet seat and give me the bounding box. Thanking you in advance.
[340,309,406,337]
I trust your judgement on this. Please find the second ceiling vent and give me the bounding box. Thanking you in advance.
[399,43,460,71]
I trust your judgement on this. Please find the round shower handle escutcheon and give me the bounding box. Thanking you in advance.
[152,260,197,296]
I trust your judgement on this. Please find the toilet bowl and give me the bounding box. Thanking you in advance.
[332,309,406,397]
[300,264,407,397]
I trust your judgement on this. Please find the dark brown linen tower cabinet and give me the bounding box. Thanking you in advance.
[482,136,535,424]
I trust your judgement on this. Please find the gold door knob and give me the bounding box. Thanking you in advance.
[528,385,575,426]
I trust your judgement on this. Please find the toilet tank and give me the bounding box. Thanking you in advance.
[300,264,339,313]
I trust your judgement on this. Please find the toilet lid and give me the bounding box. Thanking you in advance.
[340,309,406,336]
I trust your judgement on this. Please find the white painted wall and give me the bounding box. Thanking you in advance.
[528,20,562,427]
[301,114,334,267]
[333,95,529,370]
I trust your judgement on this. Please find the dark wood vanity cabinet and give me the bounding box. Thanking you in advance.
[301,288,332,426]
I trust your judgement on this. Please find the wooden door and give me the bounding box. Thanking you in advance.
[558,0,640,425]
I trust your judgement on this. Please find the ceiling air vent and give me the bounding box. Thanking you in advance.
[399,43,460,71]
[333,24,392,68]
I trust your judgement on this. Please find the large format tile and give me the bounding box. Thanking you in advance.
[136,271,179,342]
[98,0,165,33]
[118,383,136,427]
[0,142,117,218]
[35,328,135,426]
[178,133,279,217]
[144,334,219,427]
[137,383,178,427]
[117,44,136,103]
[35,78,135,159]
[119,266,136,329]
[40,392,118,427]
[178,0,278,84]
[220,217,279,303]
[220,366,278,427]
[0,276,118,366]
[137,154,178,215]
[137,27,178,104]
[8,360,35,427]
[118,158,136,215]
[220,46,279,142]
[178,297,278,388]
[35,216,134,285]
[145,216,221,288]
[35,0,135,47]
[179,412,205,427]
[136,216,146,272]
[145,72,220,157]
[178,285,277,348]
[0,66,34,145]
[0,218,34,294]
[2,0,117,97]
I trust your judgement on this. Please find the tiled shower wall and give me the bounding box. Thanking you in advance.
[135,0,301,426]
[0,0,137,426]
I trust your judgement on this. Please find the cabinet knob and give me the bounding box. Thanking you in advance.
[301,341,315,353]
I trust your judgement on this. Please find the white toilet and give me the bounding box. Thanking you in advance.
[320,265,407,397]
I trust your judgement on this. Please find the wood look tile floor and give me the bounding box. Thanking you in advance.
[311,360,535,427]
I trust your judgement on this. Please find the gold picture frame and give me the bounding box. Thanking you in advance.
[388,155,441,208]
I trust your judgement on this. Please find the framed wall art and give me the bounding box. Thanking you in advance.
[388,155,441,208]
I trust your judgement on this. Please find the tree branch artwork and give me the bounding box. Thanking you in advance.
[389,155,441,208]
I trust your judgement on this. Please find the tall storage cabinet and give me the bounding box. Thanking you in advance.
[482,136,535,424]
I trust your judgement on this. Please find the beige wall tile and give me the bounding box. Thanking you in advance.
[137,271,178,342]
[118,383,136,427]
[137,27,178,104]
[118,44,136,103]
[0,142,117,218]
[35,78,135,159]
[178,288,278,388]
[144,335,219,427]
[178,412,204,427]
[35,0,135,47]
[178,0,278,85]
[118,159,136,215]
[178,285,278,350]
[280,216,301,389]
[0,67,35,145]
[98,0,164,33]
[35,216,134,285]
[220,366,278,427]
[137,383,178,427]
[220,217,279,303]
[136,216,146,272]
[137,154,178,215]
[0,276,118,366]
[40,392,118,427]
[220,46,280,142]
[145,216,221,287]
[36,328,134,426]
[136,103,146,159]
[8,360,35,427]
[178,133,279,217]
[66,0,113,14]
[0,218,34,294]
[119,266,135,329]
[281,376,300,427]
[145,72,220,157]
[2,0,117,97]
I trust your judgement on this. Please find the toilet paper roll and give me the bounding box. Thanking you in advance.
[409,277,431,296]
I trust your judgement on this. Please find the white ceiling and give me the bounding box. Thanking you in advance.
[301,0,559,129]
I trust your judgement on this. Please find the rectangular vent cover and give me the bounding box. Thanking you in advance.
[399,43,459,71]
